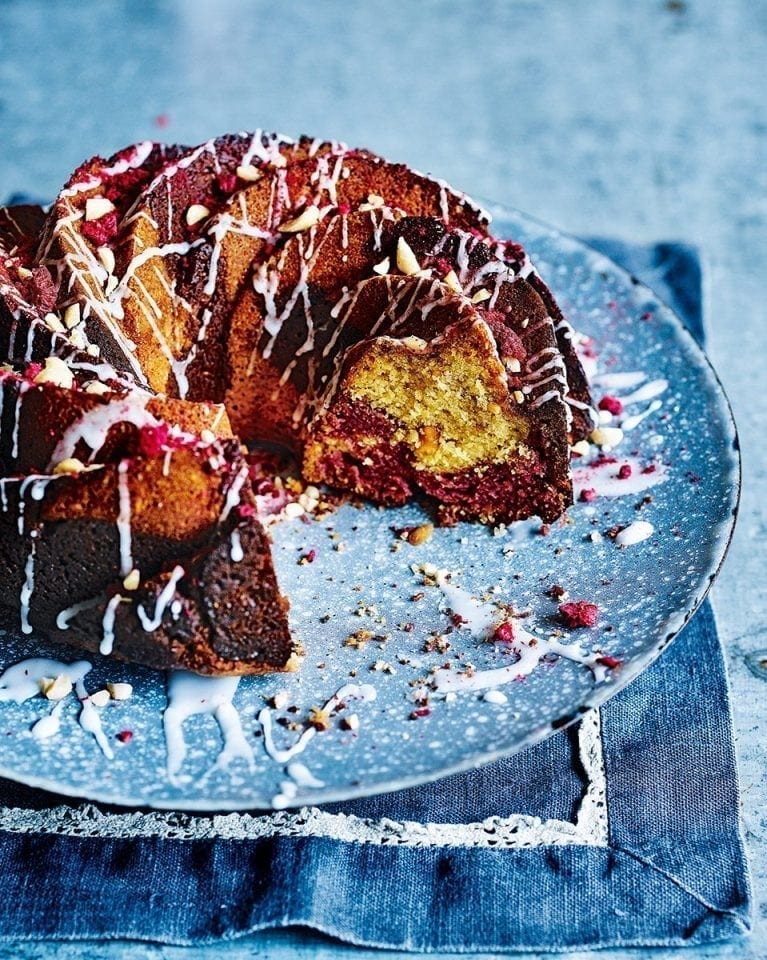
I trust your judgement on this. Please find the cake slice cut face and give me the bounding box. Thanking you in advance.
[303,276,572,524]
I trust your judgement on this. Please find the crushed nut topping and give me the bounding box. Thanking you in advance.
[407,523,434,546]
[589,426,624,449]
[84,381,110,395]
[345,629,374,649]
[236,163,262,182]
[107,682,133,701]
[279,205,321,233]
[371,659,395,674]
[63,303,81,330]
[52,457,86,475]
[40,674,72,701]
[43,312,65,334]
[185,204,211,227]
[570,439,591,457]
[443,269,462,293]
[396,237,421,276]
[307,706,331,731]
[89,689,111,708]
[269,691,289,710]
[84,197,116,221]
[97,246,116,274]
[471,288,491,303]
[33,356,74,389]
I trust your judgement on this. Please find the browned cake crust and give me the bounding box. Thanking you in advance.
[0,131,593,675]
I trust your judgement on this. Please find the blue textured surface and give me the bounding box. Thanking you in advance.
[0,0,764,957]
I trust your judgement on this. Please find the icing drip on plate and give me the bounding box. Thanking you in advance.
[572,455,667,499]
[0,658,113,758]
[258,682,377,766]
[433,630,611,693]
[419,569,614,693]
[163,672,254,786]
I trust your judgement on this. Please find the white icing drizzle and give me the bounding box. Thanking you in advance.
[437,183,450,222]
[116,460,133,577]
[258,683,377,765]
[572,455,668,499]
[258,708,316,765]
[618,378,668,406]
[434,628,610,692]
[219,465,251,523]
[13,473,55,535]
[172,307,213,399]
[163,673,254,786]
[286,761,325,789]
[99,594,124,655]
[136,566,185,632]
[615,520,655,547]
[0,658,89,702]
[255,221,325,359]
[49,393,156,467]
[101,140,155,178]
[11,380,29,459]
[271,781,299,809]
[240,129,292,168]
[527,388,563,410]
[19,537,36,635]
[113,240,204,300]
[31,700,65,740]
[422,571,614,691]
[621,399,662,432]
[229,529,244,562]
[0,658,113,758]
[435,570,497,638]
[591,370,647,390]
[271,761,327,809]
[56,596,102,630]
[76,673,115,759]
[588,374,671,434]
[124,259,214,398]
[41,205,151,388]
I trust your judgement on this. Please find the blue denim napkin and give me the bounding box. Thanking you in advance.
[0,238,751,952]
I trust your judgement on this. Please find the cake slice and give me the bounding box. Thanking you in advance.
[303,276,572,524]
[0,430,295,675]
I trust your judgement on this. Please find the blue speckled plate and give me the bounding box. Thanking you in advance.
[0,208,739,810]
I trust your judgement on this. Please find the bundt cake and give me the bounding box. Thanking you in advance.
[0,131,595,675]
